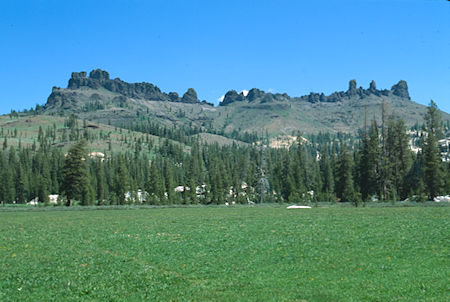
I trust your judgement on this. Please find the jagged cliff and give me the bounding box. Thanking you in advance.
[220,79,410,106]
[42,69,449,135]
[46,69,212,111]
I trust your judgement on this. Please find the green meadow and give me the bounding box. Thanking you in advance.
[0,206,448,301]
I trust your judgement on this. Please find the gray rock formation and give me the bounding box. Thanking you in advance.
[391,80,410,99]
[247,88,265,102]
[221,90,245,106]
[168,92,180,102]
[347,79,357,96]
[63,69,205,104]
[369,80,377,92]
[89,69,110,81]
[181,88,199,104]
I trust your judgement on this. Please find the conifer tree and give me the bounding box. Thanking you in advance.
[422,100,443,200]
[293,133,306,195]
[61,140,90,205]
[281,152,295,202]
[38,157,51,204]
[164,158,173,204]
[114,155,129,205]
[359,120,380,201]
[146,159,165,204]
[385,116,411,200]
[336,145,356,204]
[95,161,106,204]
[37,175,50,205]
[319,145,334,201]
[379,100,388,200]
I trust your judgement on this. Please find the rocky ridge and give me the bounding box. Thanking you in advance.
[46,69,212,110]
[41,69,449,135]
[220,79,410,106]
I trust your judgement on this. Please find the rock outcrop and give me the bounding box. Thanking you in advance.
[247,88,265,102]
[181,88,200,104]
[219,79,411,106]
[220,90,245,106]
[63,69,203,104]
[391,80,410,99]
[369,80,377,93]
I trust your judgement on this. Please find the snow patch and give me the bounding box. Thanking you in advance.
[287,205,312,209]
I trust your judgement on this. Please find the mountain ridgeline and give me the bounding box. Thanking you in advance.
[43,69,449,136]
[220,79,410,106]
[48,69,212,107]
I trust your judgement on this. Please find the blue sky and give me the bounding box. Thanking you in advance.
[1,0,449,114]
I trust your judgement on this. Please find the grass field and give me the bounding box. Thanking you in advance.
[0,206,448,301]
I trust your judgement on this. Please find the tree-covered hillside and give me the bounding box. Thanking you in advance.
[1,100,449,205]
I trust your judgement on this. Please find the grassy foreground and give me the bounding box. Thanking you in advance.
[0,207,448,301]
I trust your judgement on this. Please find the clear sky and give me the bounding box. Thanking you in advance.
[1,0,449,114]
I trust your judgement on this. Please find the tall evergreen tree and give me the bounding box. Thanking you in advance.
[319,145,334,201]
[114,155,129,205]
[38,157,51,204]
[377,100,392,200]
[293,133,306,195]
[281,152,295,202]
[359,120,380,201]
[61,140,90,205]
[164,158,173,204]
[336,145,356,204]
[385,116,411,200]
[95,161,106,204]
[146,159,165,204]
[422,100,443,200]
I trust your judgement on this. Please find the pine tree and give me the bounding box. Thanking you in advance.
[37,175,50,205]
[61,140,90,205]
[114,155,129,205]
[336,145,356,204]
[385,116,411,200]
[422,100,443,200]
[319,145,334,201]
[379,100,388,200]
[146,159,165,204]
[95,161,106,204]
[359,120,380,201]
[81,179,95,206]
[281,152,295,202]
[185,157,198,204]
[0,151,14,203]
[293,133,306,195]
[164,158,173,204]
[38,157,51,204]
